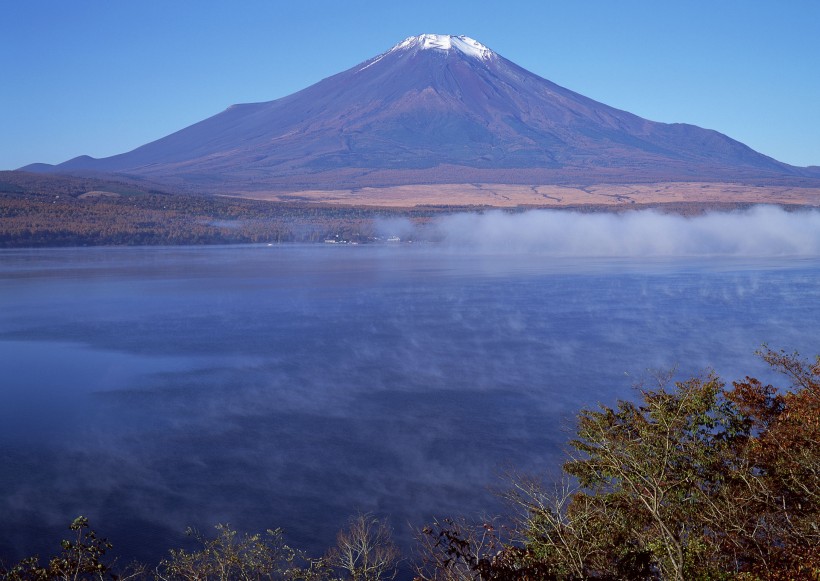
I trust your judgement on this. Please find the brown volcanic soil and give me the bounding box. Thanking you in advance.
[229,182,820,208]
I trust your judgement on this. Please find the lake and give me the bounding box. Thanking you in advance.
[1,243,818,566]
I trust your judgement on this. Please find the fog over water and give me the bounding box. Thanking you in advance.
[427,205,820,255]
[0,208,818,567]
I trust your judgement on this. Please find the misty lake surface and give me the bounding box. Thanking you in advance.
[1,244,818,563]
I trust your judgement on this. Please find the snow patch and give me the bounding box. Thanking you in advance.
[358,34,494,71]
[358,53,388,72]
[394,34,494,60]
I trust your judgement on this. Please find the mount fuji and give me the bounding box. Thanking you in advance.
[23,34,819,193]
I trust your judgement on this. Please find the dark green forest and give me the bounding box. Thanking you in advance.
[2,347,818,580]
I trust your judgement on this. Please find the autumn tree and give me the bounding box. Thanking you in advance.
[154,524,329,581]
[414,515,560,581]
[326,513,399,581]
[723,347,820,578]
[420,348,820,580]
[0,516,143,581]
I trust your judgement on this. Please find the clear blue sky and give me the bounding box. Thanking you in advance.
[2,0,819,170]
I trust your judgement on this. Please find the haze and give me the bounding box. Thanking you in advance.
[431,206,820,255]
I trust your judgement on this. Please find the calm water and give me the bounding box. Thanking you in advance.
[1,245,818,564]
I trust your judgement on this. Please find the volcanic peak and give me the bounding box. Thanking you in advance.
[20,33,819,191]
[392,34,495,60]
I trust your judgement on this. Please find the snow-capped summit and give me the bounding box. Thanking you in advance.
[391,34,495,60]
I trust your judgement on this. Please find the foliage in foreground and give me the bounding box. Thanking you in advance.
[417,347,820,580]
[1,513,398,581]
[153,524,318,581]
[2,348,817,580]
[0,516,141,581]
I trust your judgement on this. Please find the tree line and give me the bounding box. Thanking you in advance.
[1,170,459,247]
[2,347,818,580]
[0,190,393,247]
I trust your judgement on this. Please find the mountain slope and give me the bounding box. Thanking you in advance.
[24,34,817,191]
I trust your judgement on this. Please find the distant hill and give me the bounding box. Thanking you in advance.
[0,170,173,198]
[23,34,820,197]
